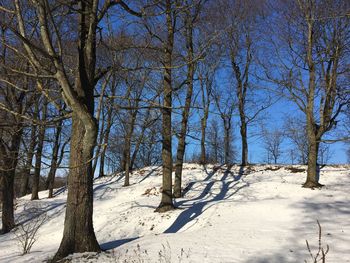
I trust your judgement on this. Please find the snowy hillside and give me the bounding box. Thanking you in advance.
[0,164,349,263]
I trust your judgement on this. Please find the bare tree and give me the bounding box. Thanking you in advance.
[174,0,202,198]
[262,129,284,164]
[266,0,350,187]
[221,0,263,166]
[198,60,216,165]
[213,88,235,165]
[205,119,225,164]
[284,117,309,164]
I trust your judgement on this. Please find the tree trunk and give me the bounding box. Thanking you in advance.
[1,126,22,234]
[174,12,194,198]
[31,101,47,200]
[98,80,116,178]
[240,121,248,166]
[46,118,63,198]
[124,107,138,187]
[156,0,174,212]
[130,109,152,171]
[303,129,322,188]
[19,122,36,197]
[53,112,100,259]
[1,169,15,234]
[200,117,207,164]
[98,116,111,178]
[123,131,132,187]
[224,121,231,165]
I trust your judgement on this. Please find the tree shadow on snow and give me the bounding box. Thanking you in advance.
[243,183,350,263]
[138,166,162,184]
[100,237,139,250]
[164,165,249,234]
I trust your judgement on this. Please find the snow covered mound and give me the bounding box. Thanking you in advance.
[0,164,349,263]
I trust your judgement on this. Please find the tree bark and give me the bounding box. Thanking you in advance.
[303,124,323,188]
[54,112,100,259]
[223,119,231,165]
[123,116,136,187]
[1,125,22,234]
[240,121,248,166]
[156,0,175,212]
[200,117,207,164]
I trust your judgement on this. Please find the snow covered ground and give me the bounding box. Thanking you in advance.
[0,164,349,262]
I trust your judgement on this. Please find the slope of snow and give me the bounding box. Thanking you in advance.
[0,164,349,262]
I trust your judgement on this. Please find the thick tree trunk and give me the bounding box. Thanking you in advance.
[1,126,22,234]
[1,169,15,234]
[31,101,47,200]
[53,113,100,259]
[303,130,322,188]
[156,0,174,212]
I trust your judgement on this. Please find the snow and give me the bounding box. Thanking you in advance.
[0,164,349,262]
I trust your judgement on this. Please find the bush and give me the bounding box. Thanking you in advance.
[14,205,47,254]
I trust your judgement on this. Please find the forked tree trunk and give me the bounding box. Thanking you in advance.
[156,0,175,212]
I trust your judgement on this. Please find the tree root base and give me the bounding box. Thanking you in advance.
[155,203,175,213]
[302,181,325,189]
